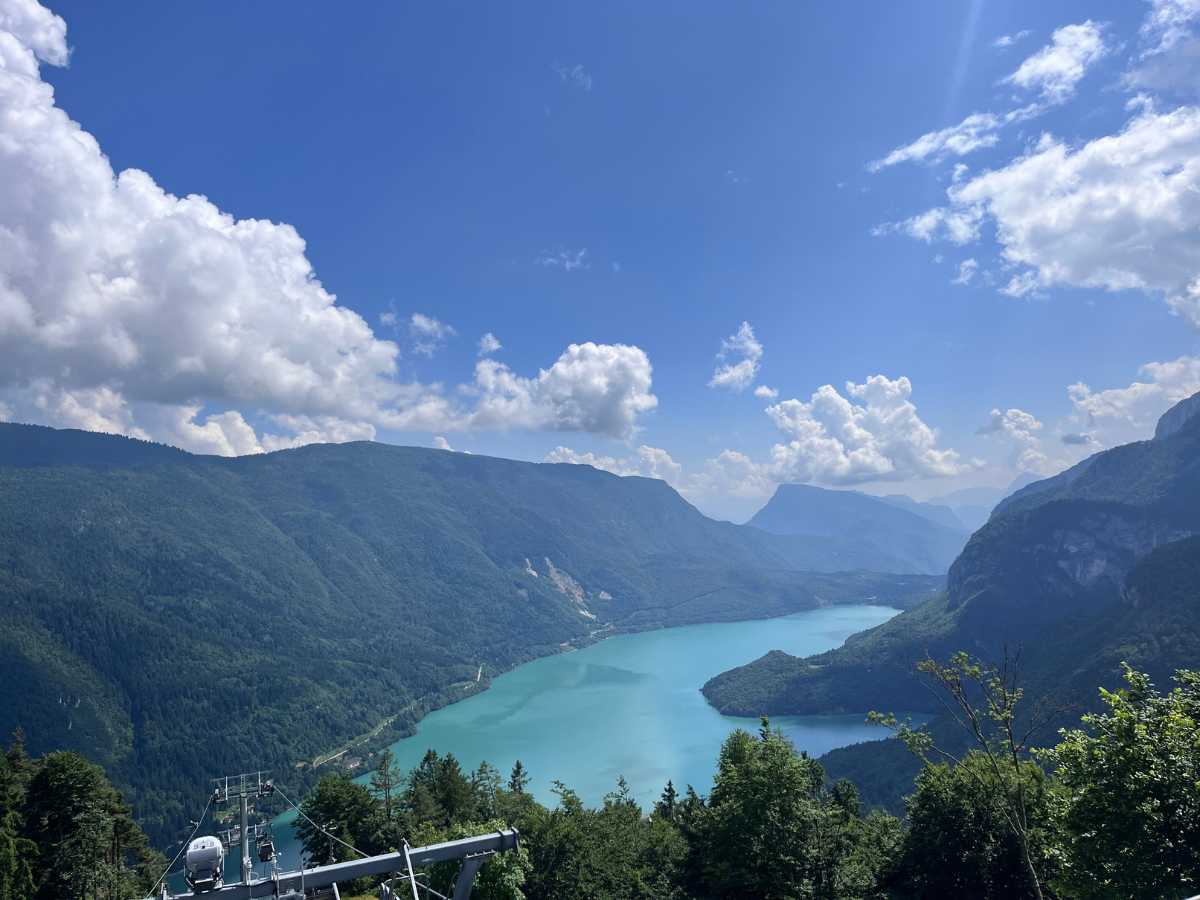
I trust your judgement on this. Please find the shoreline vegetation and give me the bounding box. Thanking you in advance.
[293,657,1200,900]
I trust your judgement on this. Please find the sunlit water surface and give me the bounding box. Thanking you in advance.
[259,603,898,870]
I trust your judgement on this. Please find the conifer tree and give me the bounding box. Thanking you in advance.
[507,760,530,795]
[371,750,396,813]
[655,780,678,820]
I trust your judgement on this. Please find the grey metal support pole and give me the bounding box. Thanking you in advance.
[240,792,251,885]
[451,855,487,900]
[403,842,421,900]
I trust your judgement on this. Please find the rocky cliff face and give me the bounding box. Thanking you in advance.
[1154,390,1200,440]
[946,504,1194,618]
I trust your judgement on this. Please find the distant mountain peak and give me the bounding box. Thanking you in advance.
[747,482,968,575]
[1154,390,1200,441]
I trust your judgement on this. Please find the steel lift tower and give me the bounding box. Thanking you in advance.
[213,772,274,886]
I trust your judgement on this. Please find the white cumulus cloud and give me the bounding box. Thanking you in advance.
[708,321,763,392]
[680,376,967,515]
[685,450,777,507]
[753,385,779,400]
[875,205,983,245]
[1140,0,1200,55]
[1003,21,1108,104]
[468,342,657,440]
[1127,0,1200,96]
[0,3,659,454]
[477,332,502,356]
[890,105,1200,326]
[0,4,407,450]
[762,375,964,485]
[1000,270,1042,298]
[409,313,456,357]
[952,258,979,285]
[978,407,1052,474]
[979,407,1043,441]
[0,0,65,67]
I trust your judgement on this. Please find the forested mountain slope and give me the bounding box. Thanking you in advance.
[704,391,1200,730]
[0,423,935,841]
[748,483,969,575]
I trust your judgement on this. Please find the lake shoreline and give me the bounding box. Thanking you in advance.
[300,596,882,779]
[263,603,902,874]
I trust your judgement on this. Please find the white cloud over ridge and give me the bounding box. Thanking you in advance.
[708,321,763,392]
[544,444,682,485]
[0,4,658,453]
[763,376,964,485]
[550,374,967,515]
[1069,355,1200,436]
[678,375,969,515]
[469,342,657,440]
[977,357,1200,480]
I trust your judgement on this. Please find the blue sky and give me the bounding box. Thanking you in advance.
[3,0,1200,519]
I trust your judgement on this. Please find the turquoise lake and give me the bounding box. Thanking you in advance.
[263,603,898,870]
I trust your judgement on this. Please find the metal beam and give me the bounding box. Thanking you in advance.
[164,829,518,900]
[451,856,487,900]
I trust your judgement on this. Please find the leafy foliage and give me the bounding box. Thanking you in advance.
[870,652,1053,899]
[680,720,900,899]
[1044,665,1200,898]
[884,753,1057,897]
[876,654,1200,899]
